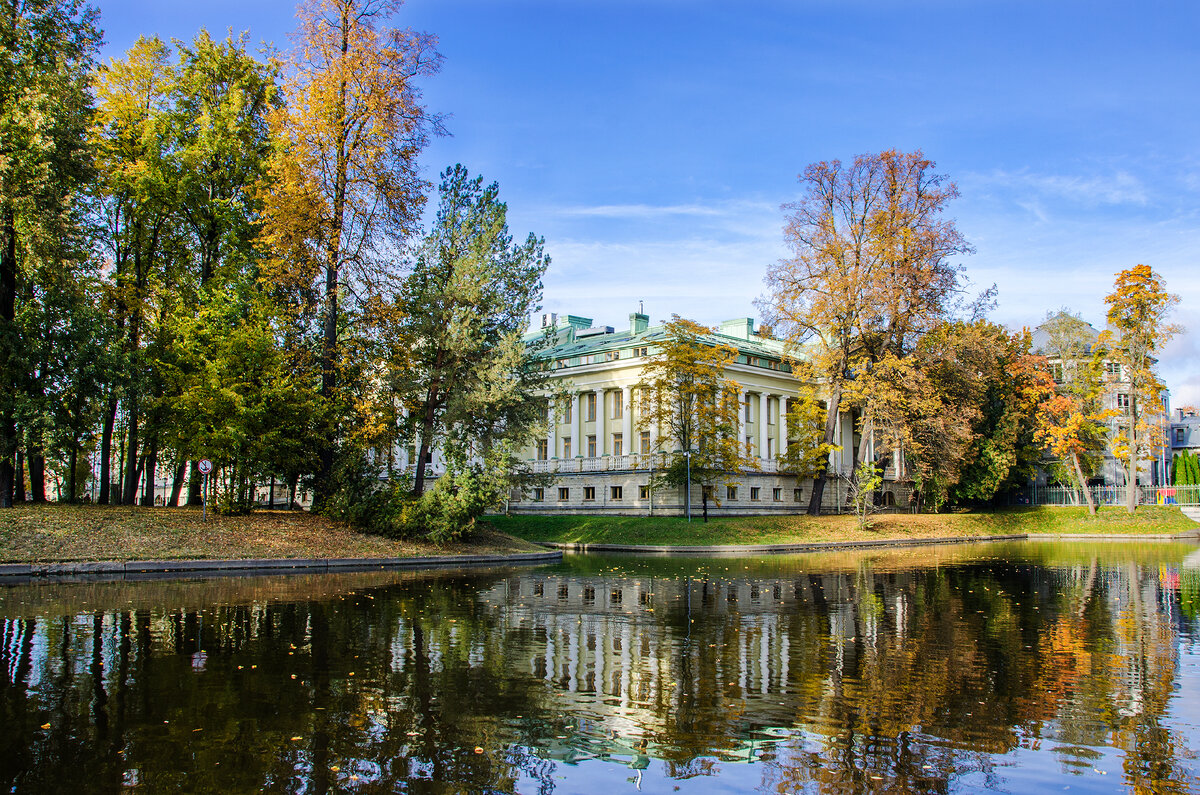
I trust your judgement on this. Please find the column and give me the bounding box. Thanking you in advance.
[758,392,769,461]
[778,398,788,459]
[547,400,557,458]
[595,387,606,456]
[738,389,747,450]
[572,391,582,458]
[620,386,632,456]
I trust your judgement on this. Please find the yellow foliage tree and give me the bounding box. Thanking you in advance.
[260,0,441,507]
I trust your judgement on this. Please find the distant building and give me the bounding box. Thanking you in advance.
[1030,315,1170,488]
[1170,406,1200,462]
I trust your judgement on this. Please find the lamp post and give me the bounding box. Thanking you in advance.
[684,449,692,523]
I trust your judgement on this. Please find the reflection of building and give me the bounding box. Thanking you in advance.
[508,311,886,516]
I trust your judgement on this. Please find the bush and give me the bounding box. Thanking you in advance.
[323,452,507,544]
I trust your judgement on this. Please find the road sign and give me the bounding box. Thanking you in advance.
[198,459,213,475]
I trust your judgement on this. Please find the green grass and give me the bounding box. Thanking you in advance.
[487,506,1198,547]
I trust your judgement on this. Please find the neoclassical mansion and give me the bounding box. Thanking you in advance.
[507,311,872,516]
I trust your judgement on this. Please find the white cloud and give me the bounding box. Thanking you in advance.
[964,168,1150,208]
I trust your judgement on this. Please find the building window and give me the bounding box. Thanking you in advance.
[612,397,622,419]
[533,488,544,501]
[703,485,714,501]
[584,486,596,501]
[563,437,572,459]
[605,350,620,362]
[1106,362,1122,378]
[767,439,774,458]
[773,487,782,501]
[745,402,751,421]
[588,435,597,457]
[750,487,760,500]
[640,431,651,454]
[1052,363,1063,383]
[727,485,738,500]
[1117,393,1131,410]
[586,392,597,421]
[794,488,803,502]
[564,401,572,423]
[543,400,551,422]
[536,439,548,460]
[610,485,623,500]
[639,485,650,499]
[1176,428,1185,445]
[558,487,569,500]
[745,436,753,451]
[634,346,648,357]
[612,433,623,456]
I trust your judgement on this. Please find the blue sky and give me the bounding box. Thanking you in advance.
[98,0,1199,407]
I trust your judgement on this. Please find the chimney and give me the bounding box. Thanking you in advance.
[630,312,649,336]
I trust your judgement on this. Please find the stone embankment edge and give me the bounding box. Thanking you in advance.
[541,528,1200,556]
[0,550,562,579]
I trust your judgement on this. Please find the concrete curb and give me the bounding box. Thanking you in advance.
[0,551,562,580]
[541,529,1200,556]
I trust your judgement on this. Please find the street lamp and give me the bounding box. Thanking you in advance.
[683,449,692,523]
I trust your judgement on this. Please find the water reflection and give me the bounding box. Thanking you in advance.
[1,542,1197,793]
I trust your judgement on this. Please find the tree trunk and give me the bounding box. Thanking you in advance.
[27,445,45,503]
[1071,452,1096,516]
[141,433,158,506]
[169,460,186,506]
[121,397,139,505]
[67,444,78,502]
[14,449,25,502]
[413,380,441,497]
[0,207,16,508]
[1126,393,1138,515]
[808,383,842,516]
[99,396,117,504]
[187,461,202,505]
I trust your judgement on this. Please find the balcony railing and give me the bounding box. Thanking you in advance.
[527,453,791,474]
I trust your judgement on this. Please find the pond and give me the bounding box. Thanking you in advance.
[1,540,1198,793]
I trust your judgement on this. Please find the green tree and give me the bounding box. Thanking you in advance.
[0,0,100,506]
[393,164,550,500]
[1100,265,1181,514]
[635,316,749,509]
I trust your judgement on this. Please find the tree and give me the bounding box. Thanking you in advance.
[0,0,100,506]
[261,0,441,510]
[1033,310,1111,514]
[393,164,550,499]
[762,150,972,515]
[1100,265,1181,514]
[635,316,749,508]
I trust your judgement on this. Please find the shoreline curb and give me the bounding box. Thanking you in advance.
[540,529,1200,556]
[0,551,562,581]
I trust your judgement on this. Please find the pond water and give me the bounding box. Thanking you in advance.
[1,540,1199,793]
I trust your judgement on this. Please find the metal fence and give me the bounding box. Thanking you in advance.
[1029,483,1200,507]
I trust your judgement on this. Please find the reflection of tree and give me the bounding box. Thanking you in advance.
[0,550,1196,792]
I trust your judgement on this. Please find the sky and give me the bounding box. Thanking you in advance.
[96,0,1199,407]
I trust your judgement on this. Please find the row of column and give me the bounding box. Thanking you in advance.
[547,388,792,460]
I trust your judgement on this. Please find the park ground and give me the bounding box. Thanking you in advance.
[0,504,1195,564]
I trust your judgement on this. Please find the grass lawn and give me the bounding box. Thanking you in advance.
[0,504,543,563]
[487,506,1199,547]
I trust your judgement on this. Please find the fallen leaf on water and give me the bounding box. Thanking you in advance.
[474,747,484,754]
[40,723,50,730]
[291,736,303,741]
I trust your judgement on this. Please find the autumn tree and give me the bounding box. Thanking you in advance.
[261,0,441,509]
[762,150,972,515]
[0,0,99,506]
[1100,265,1181,514]
[1033,310,1111,514]
[636,316,749,508]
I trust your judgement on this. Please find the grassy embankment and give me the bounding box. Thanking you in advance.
[0,504,542,564]
[488,506,1199,547]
